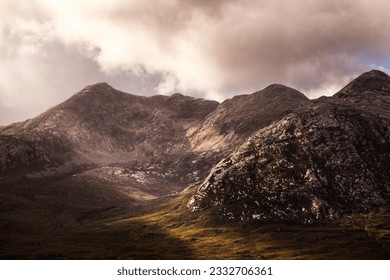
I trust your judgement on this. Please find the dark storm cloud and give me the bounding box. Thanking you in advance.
[1,0,390,124]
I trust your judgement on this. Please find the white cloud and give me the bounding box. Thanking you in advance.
[1,0,390,124]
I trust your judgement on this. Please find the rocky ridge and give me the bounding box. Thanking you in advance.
[0,82,308,199]
[187,84,309,151]
[188,70,390,222]
[1,70,389,223]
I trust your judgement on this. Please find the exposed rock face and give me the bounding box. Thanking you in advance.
[336,70,390,97]
[1,70,389,222]
[0,83,223,197]
[0,134,73,170]
[189,70,390,222]
[187,84,309,151]
[0,83,219,164]
[1,82,309,198]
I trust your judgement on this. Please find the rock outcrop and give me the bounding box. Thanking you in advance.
[188,70,390,222]
[187,84,309,151]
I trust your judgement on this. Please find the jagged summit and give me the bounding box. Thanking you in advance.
[336,69,390,97]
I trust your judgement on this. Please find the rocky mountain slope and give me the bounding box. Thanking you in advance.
[188,70,390,222]
[0,82,309,198]
[0,83,221,196]
[0,83,218,168]
[1,70,390,260]
[1,69,389,226]
[187,84,309,151]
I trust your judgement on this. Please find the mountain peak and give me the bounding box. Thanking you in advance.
[336,69,390,97]
[189,100,390,222]
[257,83,309,101]
[61,82,132,109]
[79,82,117,95]
[170,92,184,98]
[84,82,112,89]
[360,69,390,79]
[263,83,291,91]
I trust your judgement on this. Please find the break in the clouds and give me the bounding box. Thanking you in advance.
[1,0,390,125]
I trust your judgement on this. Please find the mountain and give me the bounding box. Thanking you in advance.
[0,79,315,257]
[335,69,390,97]
[2,71,389,216]
[189,70,390,223]
[0,82,310,198]
[0,83,222,196]
[187,84,309,152]
[0,83,219,167]
[1,70,390,259]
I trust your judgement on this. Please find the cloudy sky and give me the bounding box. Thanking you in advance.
[1,0,390,125]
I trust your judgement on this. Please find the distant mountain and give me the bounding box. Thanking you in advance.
[1,70,389,227]
[189,70,390,222]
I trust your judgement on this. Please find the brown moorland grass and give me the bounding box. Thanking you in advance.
[1,191,389,259]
